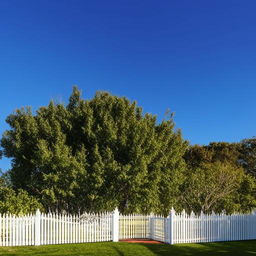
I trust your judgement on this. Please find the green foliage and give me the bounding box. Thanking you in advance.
[183,143,256,213]
[1,87,187,214]
[180,161,248,214]
[0,174,42,215]
[240,137,256,177]
[234,173,256,212]
[2,87,255,215]
[184,142,242,169]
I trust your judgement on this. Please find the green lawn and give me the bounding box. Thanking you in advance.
[0,241,255,256]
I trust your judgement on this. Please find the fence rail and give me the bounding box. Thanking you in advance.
[0,209,256,246]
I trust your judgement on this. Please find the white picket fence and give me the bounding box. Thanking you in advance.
[172,211,256,244]
[0,210,113,246]
[0,209,256,246]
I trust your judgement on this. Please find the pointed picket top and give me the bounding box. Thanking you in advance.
[36,208,41,216]
[190,211,195,217]
[113,207,119,215]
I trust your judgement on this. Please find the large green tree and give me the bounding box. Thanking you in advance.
[1,87,187,214]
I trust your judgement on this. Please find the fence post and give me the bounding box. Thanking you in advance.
[112,208,119,242]
[168,208,175,244]
[35,209,41,246]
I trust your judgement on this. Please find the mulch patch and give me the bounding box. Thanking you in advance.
[120,239,163,244]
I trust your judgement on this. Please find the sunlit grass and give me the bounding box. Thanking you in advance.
[0,240,256,256]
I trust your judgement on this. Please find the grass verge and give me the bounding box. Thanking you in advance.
[0,240,255,256]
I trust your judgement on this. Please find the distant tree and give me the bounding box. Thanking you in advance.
[183,142,256,213]
[184,142,242,169]
[240,138,256,177]
[1,87,187,214]
[180,161,248,214]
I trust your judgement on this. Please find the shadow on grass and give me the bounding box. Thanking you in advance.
[111,247,126,256]
[1,240,256,256]
[141,240,256,256]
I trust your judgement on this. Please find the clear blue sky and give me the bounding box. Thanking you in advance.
[0,0,256,171]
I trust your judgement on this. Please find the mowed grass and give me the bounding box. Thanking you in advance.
[0,241,256,256]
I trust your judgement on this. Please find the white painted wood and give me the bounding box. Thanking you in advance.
[34,209,41,246]
[168,209,174,244]
[1,209,256,246]
[112,208,119,242]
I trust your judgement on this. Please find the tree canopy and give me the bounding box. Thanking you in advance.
[1,87,188,215]
[240,138,256,177]
[183,142,256,213]
[180,161,256,214]
[184,142,242,169]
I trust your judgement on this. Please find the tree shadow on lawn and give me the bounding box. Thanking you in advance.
[2,241,256,256]
[1,243,151,256]
[141,240,256,256]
